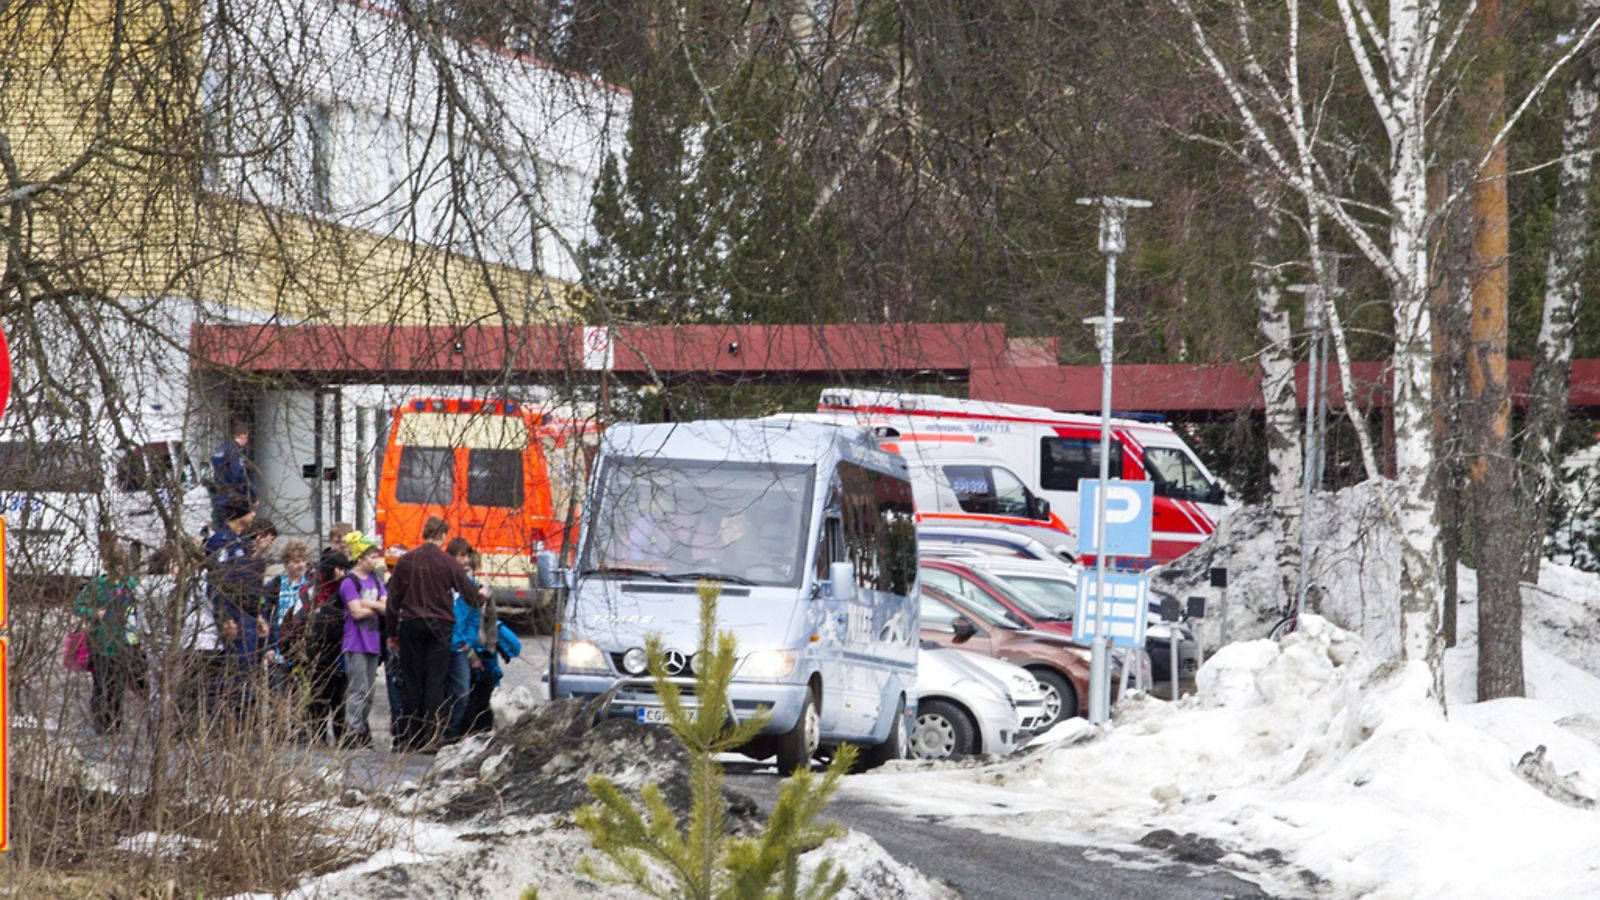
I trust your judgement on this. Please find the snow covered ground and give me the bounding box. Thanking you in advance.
[240,483,1600,898]
[249,698,952,900]
[845,485,1600,898]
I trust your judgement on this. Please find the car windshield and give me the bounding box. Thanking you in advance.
[922,586,1012,630]
[583,456,814,587]
[988,573,1078,619]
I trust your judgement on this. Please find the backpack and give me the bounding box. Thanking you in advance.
[309,579,349,646]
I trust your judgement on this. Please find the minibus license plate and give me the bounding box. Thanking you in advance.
[636,707,669,725]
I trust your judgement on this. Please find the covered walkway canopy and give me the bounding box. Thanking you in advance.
[193,322,1600,415]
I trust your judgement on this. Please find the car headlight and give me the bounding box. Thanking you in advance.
[738,649,797,678]
[561,639,610,675]
[621,646,648,675]
[1011,672,1041,697]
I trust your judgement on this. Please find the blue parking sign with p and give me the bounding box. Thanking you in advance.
[1078,479,1154,557]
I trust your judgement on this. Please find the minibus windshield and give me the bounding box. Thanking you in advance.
[583,457,815,588]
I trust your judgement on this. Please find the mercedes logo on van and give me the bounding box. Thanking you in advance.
[662,649,687,675]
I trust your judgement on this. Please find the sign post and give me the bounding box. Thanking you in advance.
[1077,477,1153,723]
[1077,196,1148,726]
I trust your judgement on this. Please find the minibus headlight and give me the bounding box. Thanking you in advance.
[561,639,610,674]
[621,647,648,675]
[738,650,797,679]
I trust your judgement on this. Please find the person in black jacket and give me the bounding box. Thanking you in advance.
[204,500,262,717]
[298,550,351,744]
[385,516,483,752]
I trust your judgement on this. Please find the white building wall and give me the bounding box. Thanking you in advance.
[202,0,629,283]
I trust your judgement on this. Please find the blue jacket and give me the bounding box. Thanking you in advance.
[451,593,481,652]
[210,441,256,508]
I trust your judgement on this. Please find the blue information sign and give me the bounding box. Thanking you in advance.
[1074,571,1149,649]
[1077,479,1154,557]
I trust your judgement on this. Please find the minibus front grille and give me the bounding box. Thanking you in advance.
[610,652,697,679]
[618,682,698,699]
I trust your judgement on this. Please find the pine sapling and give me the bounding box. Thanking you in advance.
[574,581,854,900]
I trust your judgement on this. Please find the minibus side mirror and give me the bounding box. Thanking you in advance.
[828,561,857,603]
[951,616,978,644]
[1029,494,1051,521]
[536,549,563,590]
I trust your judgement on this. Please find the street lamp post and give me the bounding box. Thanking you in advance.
[1287,262,1343,621]
[1077,195,1149,726]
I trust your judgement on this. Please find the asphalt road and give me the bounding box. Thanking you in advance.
[724,766,1275,900]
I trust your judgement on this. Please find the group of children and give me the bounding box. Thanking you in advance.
[72,513,519,749]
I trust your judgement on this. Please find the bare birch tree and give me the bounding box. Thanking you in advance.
[1522,0,1600,581]
[1170,0,1600,699]
[1246,172,1302,606]
[1169,0,1464,694]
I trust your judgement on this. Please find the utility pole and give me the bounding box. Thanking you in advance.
[1078,196,1148,725]
[1287,261,1342,620]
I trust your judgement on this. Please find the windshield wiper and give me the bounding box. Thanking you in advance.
[664,571,757,586]
[581,565,670,580]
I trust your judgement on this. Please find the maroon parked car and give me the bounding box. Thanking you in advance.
[919,584,1092,728]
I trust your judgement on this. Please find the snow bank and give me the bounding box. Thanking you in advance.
[1158,482,1600,685]
[849,615,1600,896]
[293,816,953,900]
[1154,481,1402,656]
[273,699,948,899]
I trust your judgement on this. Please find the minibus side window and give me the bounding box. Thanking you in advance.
[117,442,183,493]
[816,506,844,581]
[837,462,916,595]
[396,446,453,505]
[1040,437,1124,491]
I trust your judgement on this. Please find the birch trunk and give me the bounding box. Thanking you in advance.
[1247,174,1302,608]
[1388,0,1445,699]
[1522,0,1600,580]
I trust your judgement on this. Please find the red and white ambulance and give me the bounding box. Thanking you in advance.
[881,439,1078,560]
[818,389,1230,567]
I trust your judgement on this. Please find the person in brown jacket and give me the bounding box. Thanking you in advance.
[385,515,483,751]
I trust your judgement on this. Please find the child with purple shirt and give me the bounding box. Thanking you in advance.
[340,541,388,747]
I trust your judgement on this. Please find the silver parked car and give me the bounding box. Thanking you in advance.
[912,644,1042,760]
